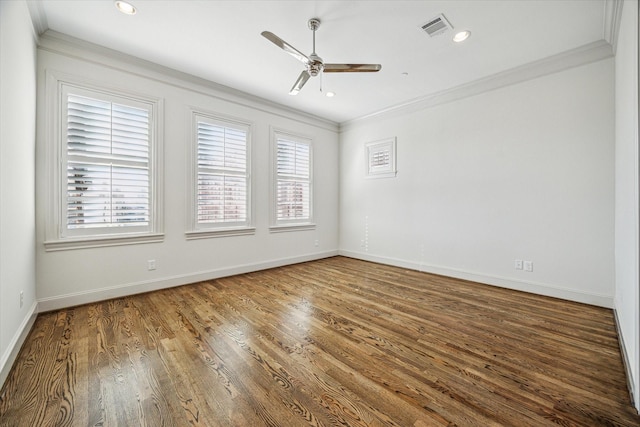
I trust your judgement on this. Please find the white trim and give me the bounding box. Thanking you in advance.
[37,30,338,133]
[339,250,614,308]
[44,233,164,251]
[33,19,618,133]
[365,137,397,179]
[185,227,255,240]
[270,128,314,228]
[26,0,47,37]
[0,301,38,391]
[269,224,317,233]
[43,70,165,250]
[632,0,640,413]
[37,251,339,312]
[340,40,614,131]
[633,1,640,411]
[614,309,638,407]
[604,0,625,54]
[187,109,253,235]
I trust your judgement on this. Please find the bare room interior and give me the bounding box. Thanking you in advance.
[1,0,639,425]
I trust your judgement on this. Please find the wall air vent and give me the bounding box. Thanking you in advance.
[421,14,453,37]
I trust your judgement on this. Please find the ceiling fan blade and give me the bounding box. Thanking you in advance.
[324,64,382,73]
[290,71,311,95]
[261,31,310,65]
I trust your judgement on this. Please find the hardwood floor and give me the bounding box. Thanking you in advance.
[1,256,638,426]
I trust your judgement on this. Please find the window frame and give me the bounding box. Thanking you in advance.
[185,109,254,240]
[44,72,164,251]
[270,128,315,232]
[365,137,397,178]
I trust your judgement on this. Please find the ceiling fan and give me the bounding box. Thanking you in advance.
[261,18,382,95]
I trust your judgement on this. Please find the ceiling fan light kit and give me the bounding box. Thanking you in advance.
[262,18,382,95]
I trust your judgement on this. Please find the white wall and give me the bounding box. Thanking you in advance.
[340,58,615,308]
[35,34,339,310]
[614,0,639,410]
[0,0,38,386]
[3,2,637,413]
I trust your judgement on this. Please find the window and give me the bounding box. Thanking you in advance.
[66,93,150,230]
[45,79,163,250]
[272,130,314,231]
[365,137,397,178]
[187,112,253,239]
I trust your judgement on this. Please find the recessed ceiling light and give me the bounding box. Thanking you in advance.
[115,1,137,15]
[453,30,471,43]
[325,91,335,98]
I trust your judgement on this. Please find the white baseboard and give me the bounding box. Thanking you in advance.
[338,250,614,308]
[0,301,38,392]
[613,309,638,411]
[38,250,339,312]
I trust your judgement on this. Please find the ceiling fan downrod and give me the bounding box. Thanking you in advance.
[307,18,323,77]
[309,18,320,53]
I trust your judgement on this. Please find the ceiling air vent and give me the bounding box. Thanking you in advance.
[421,14,453,37]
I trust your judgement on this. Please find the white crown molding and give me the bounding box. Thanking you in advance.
[37,30,339,133]
[604,0,624,54]
[340,39,614,131]
[342,1,623,130]
[25,0,47,37]
[32,3,622,133]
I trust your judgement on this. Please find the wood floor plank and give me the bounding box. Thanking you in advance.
[1,256,638,426]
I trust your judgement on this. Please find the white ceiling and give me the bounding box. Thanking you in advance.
[34,0,608,123]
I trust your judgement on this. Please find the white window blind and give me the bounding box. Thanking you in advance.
[276,135,311,222]
[365,138,397,178]
[371,148,390,167]
[196,118,248,226]
[66,93,151,231]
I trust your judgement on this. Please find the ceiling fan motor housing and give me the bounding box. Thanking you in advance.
[308,18,321,31]
[308,53,324,76]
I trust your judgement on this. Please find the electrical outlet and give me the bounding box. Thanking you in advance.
[524,260,533,272]
[314,240,319,247]
[20,291,23,308]
[148,259,156,271]
[515,259,523,270]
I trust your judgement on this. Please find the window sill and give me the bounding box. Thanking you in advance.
[366,171,397,179]
[269,223,316,233]
[44,233,165,251]
[185,226,256,240]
